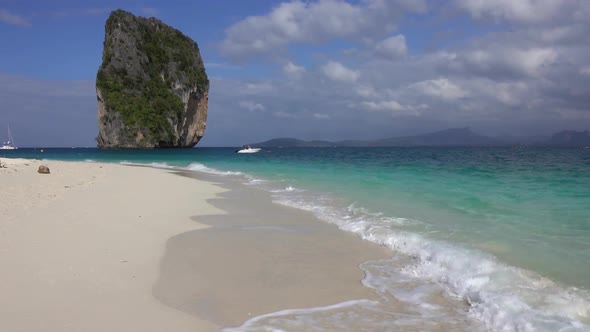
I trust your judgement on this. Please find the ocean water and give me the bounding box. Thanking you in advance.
[3,147,590,331]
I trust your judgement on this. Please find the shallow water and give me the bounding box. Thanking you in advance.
[3,147,590,331]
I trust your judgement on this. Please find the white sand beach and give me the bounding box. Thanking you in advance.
[0,159,390,331]
[0,159,223,331]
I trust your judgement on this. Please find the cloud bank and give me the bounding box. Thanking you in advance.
[207,0,590,145]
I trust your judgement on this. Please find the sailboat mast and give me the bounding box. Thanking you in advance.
[7,124,15,145]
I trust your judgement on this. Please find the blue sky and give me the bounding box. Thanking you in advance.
[1,0,590,147]
[0,1,269,80]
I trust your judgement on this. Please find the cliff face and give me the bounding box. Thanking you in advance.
[96,9,208,148]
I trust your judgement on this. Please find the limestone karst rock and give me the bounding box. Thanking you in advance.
[96,9,208,148]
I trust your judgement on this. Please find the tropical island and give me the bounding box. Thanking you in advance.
[2,2,590,332]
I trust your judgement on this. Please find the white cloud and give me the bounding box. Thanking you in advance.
[452,47,558,78]
[407,78,468,100]
[360,100,426,116]
[273,111,296,118]
[362,100,405,111]
[469,79,529,107]
[322,61,360,82]
[580,66,590,76]
[283,61,306,79]
[539,25,575,43]
[220,0,426,58]
[242,82,275,95]
[313,113,331,119]
[494,87,526,107]
[356,85,378,98]
[0,9,30,27]
[454,0,568,24]
[239,101,265,111]
[221,1,359,57]
[375,34,407,59]
[384,0,428,13]
[503,48,558,76]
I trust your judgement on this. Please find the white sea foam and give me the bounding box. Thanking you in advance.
[269,186,303,193]
[185,162,243,176]
[120,161,176,169]
[223,300,379,332]
[245,177,267,185]
[269,194,590,331]
[120,161,245,176]
[346,202,413,225]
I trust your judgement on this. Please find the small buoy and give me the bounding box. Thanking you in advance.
[40,149,44,153]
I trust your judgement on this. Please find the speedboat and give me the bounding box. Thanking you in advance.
[236,145,261,154]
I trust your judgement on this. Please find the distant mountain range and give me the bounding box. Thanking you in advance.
[545,130,590,146]
[251,128,590,148]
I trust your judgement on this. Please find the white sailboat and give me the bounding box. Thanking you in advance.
[0,125,17,150]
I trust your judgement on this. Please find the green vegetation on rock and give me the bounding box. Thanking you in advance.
[96,9,208,147]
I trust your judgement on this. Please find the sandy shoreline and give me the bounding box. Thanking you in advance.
[156,173,391,328]
[0,158,390,331]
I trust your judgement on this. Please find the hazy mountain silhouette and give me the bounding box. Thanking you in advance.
[543,130,590,146]
[252,128,590,147]
[252,127,501,147]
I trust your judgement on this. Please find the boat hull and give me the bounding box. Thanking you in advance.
[236,148,261,154]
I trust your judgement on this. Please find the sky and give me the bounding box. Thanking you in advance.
[1,0,590,147]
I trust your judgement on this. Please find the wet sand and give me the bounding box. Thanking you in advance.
[154,173,391,328]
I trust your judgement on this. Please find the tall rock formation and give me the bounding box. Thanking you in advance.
[96,9,208,148]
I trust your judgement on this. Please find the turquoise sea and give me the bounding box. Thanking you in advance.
[3,147,590,331]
